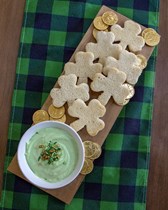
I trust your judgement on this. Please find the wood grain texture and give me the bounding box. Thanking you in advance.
[146,0,168,209]
[0,0,168,208]
[0,0,26,198]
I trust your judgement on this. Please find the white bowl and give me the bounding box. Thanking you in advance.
[17,121,84,189]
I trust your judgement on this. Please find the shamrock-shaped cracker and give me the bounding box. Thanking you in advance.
[111,20,145,52]
[86,31,122,64]
[64,51,102,84]
[91,67,130,106]
[50,74,89,107]
[104,50,142,85]
[68,99,106,136]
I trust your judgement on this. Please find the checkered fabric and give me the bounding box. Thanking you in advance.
[0,0,159,209]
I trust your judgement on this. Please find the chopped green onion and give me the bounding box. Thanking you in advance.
[38,141,62,164]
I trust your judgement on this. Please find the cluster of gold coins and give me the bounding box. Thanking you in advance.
[142,28,160,47]
[93,11,118,39]
[32,104,66,124]
[80,141,102,175]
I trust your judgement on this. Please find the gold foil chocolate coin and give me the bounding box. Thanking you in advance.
[144,30,160,46]
[142,28,155,38]
[117,84,134,106]
[48,104,65,119]
[136,54,147,69]
[124,84,135,100]
[50,114,66,123]
[83,141,95,158]
[90,143,102,160]
[93,28,98,39]
[56,114,66,123]
[102,11,118,26]
[83,141,102,160]
[32,110,49,124]
[93,16,108,30]
[93,28,108,39]
[80,158,94,175]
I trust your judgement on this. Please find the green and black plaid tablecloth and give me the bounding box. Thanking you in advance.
[0,0,159,209]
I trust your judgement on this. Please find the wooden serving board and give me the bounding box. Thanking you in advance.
[8,5,155,204]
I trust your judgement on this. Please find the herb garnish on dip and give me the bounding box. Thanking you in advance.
[38,141,62,165]
[25,127,78,183]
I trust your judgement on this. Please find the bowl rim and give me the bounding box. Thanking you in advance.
[17,121,85,189]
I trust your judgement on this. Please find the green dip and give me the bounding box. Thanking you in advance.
[25,127,78,183]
